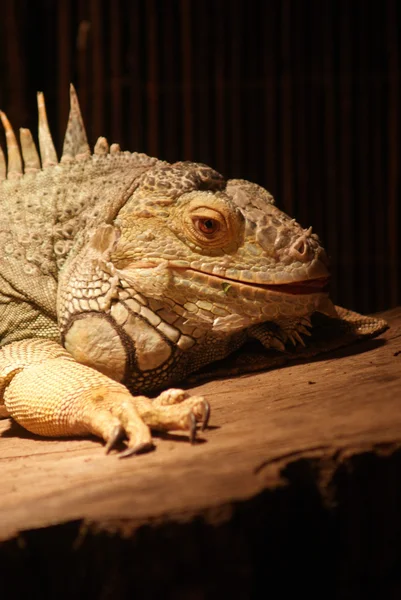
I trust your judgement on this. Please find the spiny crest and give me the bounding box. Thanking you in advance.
[0,110,23,179]
[61,84,90,162]
[0,83,115,180]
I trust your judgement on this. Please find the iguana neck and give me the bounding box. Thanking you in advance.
[53,153,164,273]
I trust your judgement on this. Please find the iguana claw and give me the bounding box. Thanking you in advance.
[105,423,124,454]
[119,441,155,459]
[188,412,197,444]
[200,400,210,431]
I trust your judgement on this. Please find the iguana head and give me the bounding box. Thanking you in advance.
[59,157,331,387]
[104,161,330,331]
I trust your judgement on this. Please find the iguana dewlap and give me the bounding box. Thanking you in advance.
[0,86,386,456]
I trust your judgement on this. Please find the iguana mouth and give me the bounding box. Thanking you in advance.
[214,275,329,295]
[250,277,330,295]
[123,262,330,296]
[177,267,330,295]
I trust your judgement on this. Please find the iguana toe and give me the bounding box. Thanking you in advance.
[138,391,210,443]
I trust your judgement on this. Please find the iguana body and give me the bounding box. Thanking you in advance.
[0,86,387,455]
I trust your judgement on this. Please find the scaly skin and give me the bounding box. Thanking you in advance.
[0,86,386,455]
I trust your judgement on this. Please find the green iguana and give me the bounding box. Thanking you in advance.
[0,86,387,456]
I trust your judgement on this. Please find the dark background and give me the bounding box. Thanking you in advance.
[0,0,399,314]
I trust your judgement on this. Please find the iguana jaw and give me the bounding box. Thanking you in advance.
[178,268,330,296]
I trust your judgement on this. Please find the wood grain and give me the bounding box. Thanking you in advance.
[0,309,400,597]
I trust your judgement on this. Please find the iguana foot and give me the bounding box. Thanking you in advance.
[248,317,313,351]
[152,388,210,432]
[116,389,210,457]
[0,339,210,456]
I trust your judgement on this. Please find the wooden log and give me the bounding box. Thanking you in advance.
[1,308,401,599]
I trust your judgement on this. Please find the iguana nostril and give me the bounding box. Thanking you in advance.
[290,237,310,260]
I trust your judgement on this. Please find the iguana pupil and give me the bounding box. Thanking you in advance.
[198,218,218,234]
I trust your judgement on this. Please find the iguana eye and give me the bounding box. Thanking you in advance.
[195,218,220,235]
[177,195,244,250]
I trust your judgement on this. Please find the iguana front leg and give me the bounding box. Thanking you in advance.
[0,339,209,456]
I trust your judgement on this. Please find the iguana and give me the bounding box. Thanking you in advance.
[0,85,387,456]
